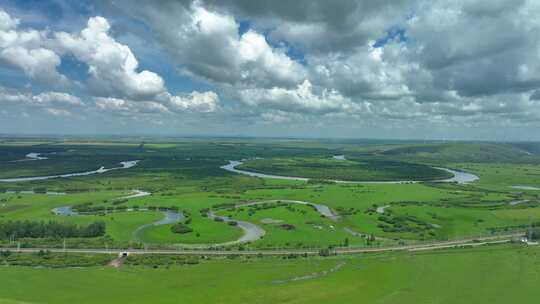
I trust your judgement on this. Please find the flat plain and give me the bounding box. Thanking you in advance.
[1,138,540,303]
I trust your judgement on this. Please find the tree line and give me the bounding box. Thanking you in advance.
[0,220,106,239]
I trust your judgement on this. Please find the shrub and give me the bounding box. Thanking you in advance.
[170,223,193,234]
[530,228,540,240]
[279,224,296,230]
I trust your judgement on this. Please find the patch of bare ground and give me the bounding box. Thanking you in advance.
[108,256,126,268]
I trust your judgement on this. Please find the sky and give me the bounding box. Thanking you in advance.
[1,0,540,140]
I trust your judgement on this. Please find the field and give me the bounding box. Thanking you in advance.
[1,138,540,302]
[1,140,540,248]
[1,244,539,303]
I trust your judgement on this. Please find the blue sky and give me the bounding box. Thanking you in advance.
[1,0,540,140]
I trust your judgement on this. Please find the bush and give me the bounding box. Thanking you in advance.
[319,248,330,256]
[530,228,540,240]
[170,223,193,234]
[124,255,199,267]
[279,224,296,230]
[0,252,111,267]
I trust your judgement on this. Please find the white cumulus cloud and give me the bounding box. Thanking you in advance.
[54,16,165,99]
[238,80,366,114]
[0,9,67,85]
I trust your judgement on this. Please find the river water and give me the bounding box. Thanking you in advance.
[0,160,140,183]
[132,211,185,242]
[240,200,339,220]
[204,211,266,246]
[187,199,339,247]
[118,189,151,199]
[25,152,48,160]
[221,160,479,184]
[52,205,184,243]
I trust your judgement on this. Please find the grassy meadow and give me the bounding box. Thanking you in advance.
[1,139,540,302]
[1,140,540,248]
[1,244,539,303]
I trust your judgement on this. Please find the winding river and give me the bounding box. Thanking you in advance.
[433,167,479,184]
[167,199,341,247]
[132,211,185,242]
[0,160,140,183]
[51,189,175,242]
[52,204,185,243]
[14,152,477,248]
[10,152,50,162]
[184,199,340,247]
[50,197,340,248]
[221,160,479,184]
[239,200,339,220]
[203,211,266,246]
[51,204,264,247]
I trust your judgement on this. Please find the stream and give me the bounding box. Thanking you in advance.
[221,160,479,184]
[0,160,140,183]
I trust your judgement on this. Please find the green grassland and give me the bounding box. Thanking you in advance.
[0,245,539,303]
[459,163,540,189]
[1,139,540,248]
[1,139,540,303]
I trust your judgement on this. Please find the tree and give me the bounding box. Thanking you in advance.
[366,234,376,246]
[0,220,106,239]
[170,223,193,234]
[529,228,540,240]
[319,248,330,257]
